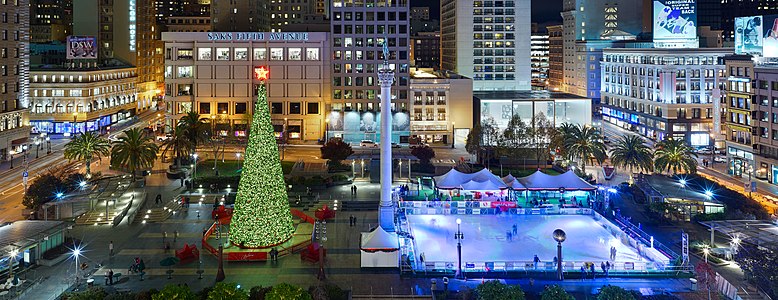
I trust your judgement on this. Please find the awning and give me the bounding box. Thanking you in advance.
[11,137,29,145]
[360,226,399,252]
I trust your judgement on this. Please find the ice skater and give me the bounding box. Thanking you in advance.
[533,255,540,269]
[605,261,611,276]
[601,261,606,276]
[590,263,595,279]
[506,231,513,241]
[512,224,518,235]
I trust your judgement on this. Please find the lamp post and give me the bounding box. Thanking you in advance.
[72,112,78,134]
[8,249,17,282]
[34,140,40,158]
[325,118,329,142]
[282,118,288,161]
[316,220,328,280]
[9,150,13,169]
[192,153,198,181]
[454,218,464,279]
[46,137,51,154]
[236,152,242,169]
[451,121,456,149]
[553,228,566,281]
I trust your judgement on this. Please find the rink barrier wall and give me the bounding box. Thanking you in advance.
[398,201,592,216]
[591,211,671,266]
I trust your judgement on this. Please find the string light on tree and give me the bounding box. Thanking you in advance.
[230,66,295,248]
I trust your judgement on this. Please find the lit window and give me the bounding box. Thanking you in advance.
[216,48,230,60]
[253,48,267,60]
[270,48,283,60]
[198,48,212,60]
[234,48,248,60]
[306,48,319,60]
[288,48,301,60]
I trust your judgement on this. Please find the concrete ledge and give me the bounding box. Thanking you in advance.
[39,252,69,267]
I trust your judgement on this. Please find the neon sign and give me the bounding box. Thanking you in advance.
[254,66,269,80]
[129,0,136,51]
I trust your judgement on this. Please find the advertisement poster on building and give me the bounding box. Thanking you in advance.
[653,0,697,41]
[66,36,98,59]
[736,15,778,57]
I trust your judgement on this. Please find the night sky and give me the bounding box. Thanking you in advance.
[411,0,563,25]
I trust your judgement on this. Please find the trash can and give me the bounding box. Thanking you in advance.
[690,278,698,290]
[431,278,437,291]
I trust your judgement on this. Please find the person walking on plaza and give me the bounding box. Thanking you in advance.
[109,241,114,256]
[108,269,114,285]
[174,230,179,242]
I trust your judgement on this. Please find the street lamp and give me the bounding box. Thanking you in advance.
[316,220,328,280]
[34,140,40,158]
[236,152,242,169]
[72,112,78,134]
[282,118,288,161]
[553,229,566,281]
[46,137,51,154]
[192,153,198,180]
[451,121,456,149]
[9,150,13,169]
[454,218,464,279]
[325,118,329,142]
[702,245,710,263]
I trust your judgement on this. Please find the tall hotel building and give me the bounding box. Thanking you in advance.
[329,0,411,143]
[162,32,331,142]
[440,0,531,91]
[600,48,730,146]
[0,0,30,161]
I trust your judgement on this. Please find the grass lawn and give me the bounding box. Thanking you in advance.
[196,160,295,176]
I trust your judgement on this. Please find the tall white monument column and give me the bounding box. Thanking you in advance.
[377,44,395,232]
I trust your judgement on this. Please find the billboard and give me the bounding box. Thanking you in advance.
[66,36,97,59]
[735,15,778,57]
[653,0,697,41]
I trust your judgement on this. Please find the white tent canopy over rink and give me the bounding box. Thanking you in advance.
[432,168,595,191]
[360,226,400,268]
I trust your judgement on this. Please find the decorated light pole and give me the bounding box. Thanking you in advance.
[455,218,464,279]
[553,229,566,281]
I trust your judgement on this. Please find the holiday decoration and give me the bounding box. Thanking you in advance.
[230,71,295,248]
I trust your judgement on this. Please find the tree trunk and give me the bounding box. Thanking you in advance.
[85,157,92,178]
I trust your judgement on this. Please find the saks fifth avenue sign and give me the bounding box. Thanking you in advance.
[207,32,310,42]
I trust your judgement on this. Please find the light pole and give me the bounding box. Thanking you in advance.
[236,152,242,169]
[702,245,710,263]
[325,118,329,142]
[454,218,464,279]
[553,229,566,281]
[46,137,51,154]
[451,121,456,149]
[8,249,17,282]
[192,153,198,181]
[316,220,328,280]
[9,150,13,169]
[72,112,78,134]
[282,118,288,161]
[34,140,40,158]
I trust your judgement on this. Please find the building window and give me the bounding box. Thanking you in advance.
[253,48,267,60]
[270,48,283,60]
[216,48,230,60]
[290,102,302,114]
[199,102,211,114]
[307,102,319,114]
[177,66,193,78]
[217,102,229,114]
[288,48,302,60]
[306,48,320,60]
[234,48,248,60]
[198,48,212,60]
[271,102,283,114]
[235,103,247,114]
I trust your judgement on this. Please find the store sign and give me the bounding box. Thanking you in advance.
[66,36,97,59]
[129,0,136,51]
[207,32,310,42]
[735,15,778,57]
[653,0,697,41]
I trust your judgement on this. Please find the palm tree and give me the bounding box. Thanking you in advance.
[178,111,209,153]
[63,131,111,178]
[564,124,606,174]
[110,128,160,180]
[654,138,698,174]
[610,135,654,181]
[161,125,192,169]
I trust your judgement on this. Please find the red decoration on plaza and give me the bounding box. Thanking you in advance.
[254,66,269,80]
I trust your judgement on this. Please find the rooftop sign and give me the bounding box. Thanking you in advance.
[207,32,310,42]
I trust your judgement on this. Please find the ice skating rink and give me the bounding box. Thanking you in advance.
[408,214,643,263]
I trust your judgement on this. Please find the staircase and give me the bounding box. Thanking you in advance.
[133,199,182,224]
[737,286,770,300]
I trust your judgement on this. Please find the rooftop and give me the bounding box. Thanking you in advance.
[410,68,469,80]
[0,221,65,254]
[473,90,588,100]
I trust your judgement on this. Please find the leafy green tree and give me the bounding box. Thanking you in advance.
[564,124,606,174]
[411,145,436,166]
[735,243,778,298]
[110,128,159,181]
[500,114,530,163]
[64,131,110,178]
[152,284,196,300]
[162,125,193,169]
[23,174,63,210]
[528,113,555,163]
[475,280,525,300]
[466,122,483,160]
[610,135,654,180]
[178,111,209,152]
[654,138,698,174]
[481,117,501,169]
[597,285,637,300]
[249,286,271,300]
[540,285,573,300]
[265,283,312,300]
[320,139,354,167]
[207,282,248,300]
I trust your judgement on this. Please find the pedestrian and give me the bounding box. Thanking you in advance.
[109,241,114,256]
[174,230,179,242]
[605,261,611,276]
[163,231,167,244]
[580,266,586,278]
[533,255,540,269]
[420,252,425,264]
[104,271,110,285]
[553,256,558,266]
[601,261,606,276]
[612,247,618,261]
[108,269,114,285]
[590,263,595,279]
[512,224,518,235]
[203,228,207,237]
[354,185,358,195]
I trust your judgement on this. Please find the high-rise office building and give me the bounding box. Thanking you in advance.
[721,55,755,179]
[211,0,269,32]
[269,0,316,31]
[155,0,211,30]
[531,26,549,90]
[600,48,730,145]
[547,25,563,91]
[410,31,440,69]
[441,0,531,91]
[329,0,411,143]
[30,0,71,43]
[561,0,645,98]
[410,7,429,20]
[0,0,31,162]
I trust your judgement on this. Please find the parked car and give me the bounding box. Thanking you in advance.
[696,148,713,155]
[714,156,727,163]
[156,134,172,142]
[360,140,378,148]
[391,142,401,148]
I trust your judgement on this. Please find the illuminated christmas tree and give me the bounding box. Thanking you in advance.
[230,67,295,248]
